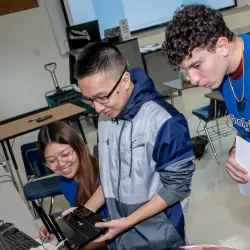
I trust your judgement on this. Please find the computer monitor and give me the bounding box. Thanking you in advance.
[66,20,101,51]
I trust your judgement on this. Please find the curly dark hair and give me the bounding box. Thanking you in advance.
[163,4,235,65]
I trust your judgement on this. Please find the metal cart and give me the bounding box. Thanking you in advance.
[44,63,98,128]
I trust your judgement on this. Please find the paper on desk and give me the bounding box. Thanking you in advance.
[236,136,250,196]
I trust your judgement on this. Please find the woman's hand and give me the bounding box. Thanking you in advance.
[39,208,77,243]
[39,225,52,243]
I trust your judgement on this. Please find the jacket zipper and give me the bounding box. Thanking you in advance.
[117,120,126,216]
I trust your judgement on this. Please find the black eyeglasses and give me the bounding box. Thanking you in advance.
[81,66,127,105]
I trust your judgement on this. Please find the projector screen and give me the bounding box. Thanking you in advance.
[63,0,236,38]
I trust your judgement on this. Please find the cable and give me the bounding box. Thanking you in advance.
[0,180,13,184]
[0,175,12,179]
[0,174,18,190]
[41,241,49,250]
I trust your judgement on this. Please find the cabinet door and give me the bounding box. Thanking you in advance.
[144,50,179,95]
[116,39,144,70]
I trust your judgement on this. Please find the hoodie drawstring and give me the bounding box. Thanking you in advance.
[129,121,133,177]
[117,120,126,216]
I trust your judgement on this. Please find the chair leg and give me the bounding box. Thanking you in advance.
[26,198,31,210]
[196,119,202,135]
[49,196,55,215]
[204,124,220,165]
[170,90,174,106]
[39,198,44,208]
[216,119,220,134]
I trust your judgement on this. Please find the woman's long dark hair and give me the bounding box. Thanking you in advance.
[37,121,99,206]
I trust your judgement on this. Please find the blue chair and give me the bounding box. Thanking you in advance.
[93,145,99,158]
[192,99,232,165]
[21,142,62,216]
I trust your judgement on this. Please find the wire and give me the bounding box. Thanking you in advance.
[0,180,13,184]
[41,241,49,250]
[0,175,12,179]
[0,175,16,189]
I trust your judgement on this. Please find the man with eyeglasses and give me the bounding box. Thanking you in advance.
[74,41,195,249]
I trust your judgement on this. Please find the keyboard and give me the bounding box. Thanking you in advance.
[1,228,40,250]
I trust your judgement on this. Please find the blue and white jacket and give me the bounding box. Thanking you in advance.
[98,67,195,250]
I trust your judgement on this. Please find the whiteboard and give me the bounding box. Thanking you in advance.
[64,0,236,37]
[44,0,238,54]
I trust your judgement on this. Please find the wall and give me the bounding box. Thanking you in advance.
[237,0,250,7]
[0,0,69,121]
[223,5,250,29]
[137,3,250,47]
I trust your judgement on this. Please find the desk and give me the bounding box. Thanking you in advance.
[0,167,33,225]
[0,103,87,191]
[205,90,224,102]
[163,79,197,105]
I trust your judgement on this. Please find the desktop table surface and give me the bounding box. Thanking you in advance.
[0,167,43,238]
[0,103,86,141]
[0,167,33,224]
[205,90,224,102]
[163,79,196,90]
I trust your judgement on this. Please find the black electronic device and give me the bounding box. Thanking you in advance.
[32,202,107,249]
[66,20,101,51]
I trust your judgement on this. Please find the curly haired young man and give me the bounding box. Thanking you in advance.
[163,4,249,184]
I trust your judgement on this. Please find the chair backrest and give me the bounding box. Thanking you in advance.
[93,145,99,159]
[21,142,52,179]
[209,99,227,119]
[208,89,227,119]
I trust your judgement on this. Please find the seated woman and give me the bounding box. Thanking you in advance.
[37,121,106,249]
